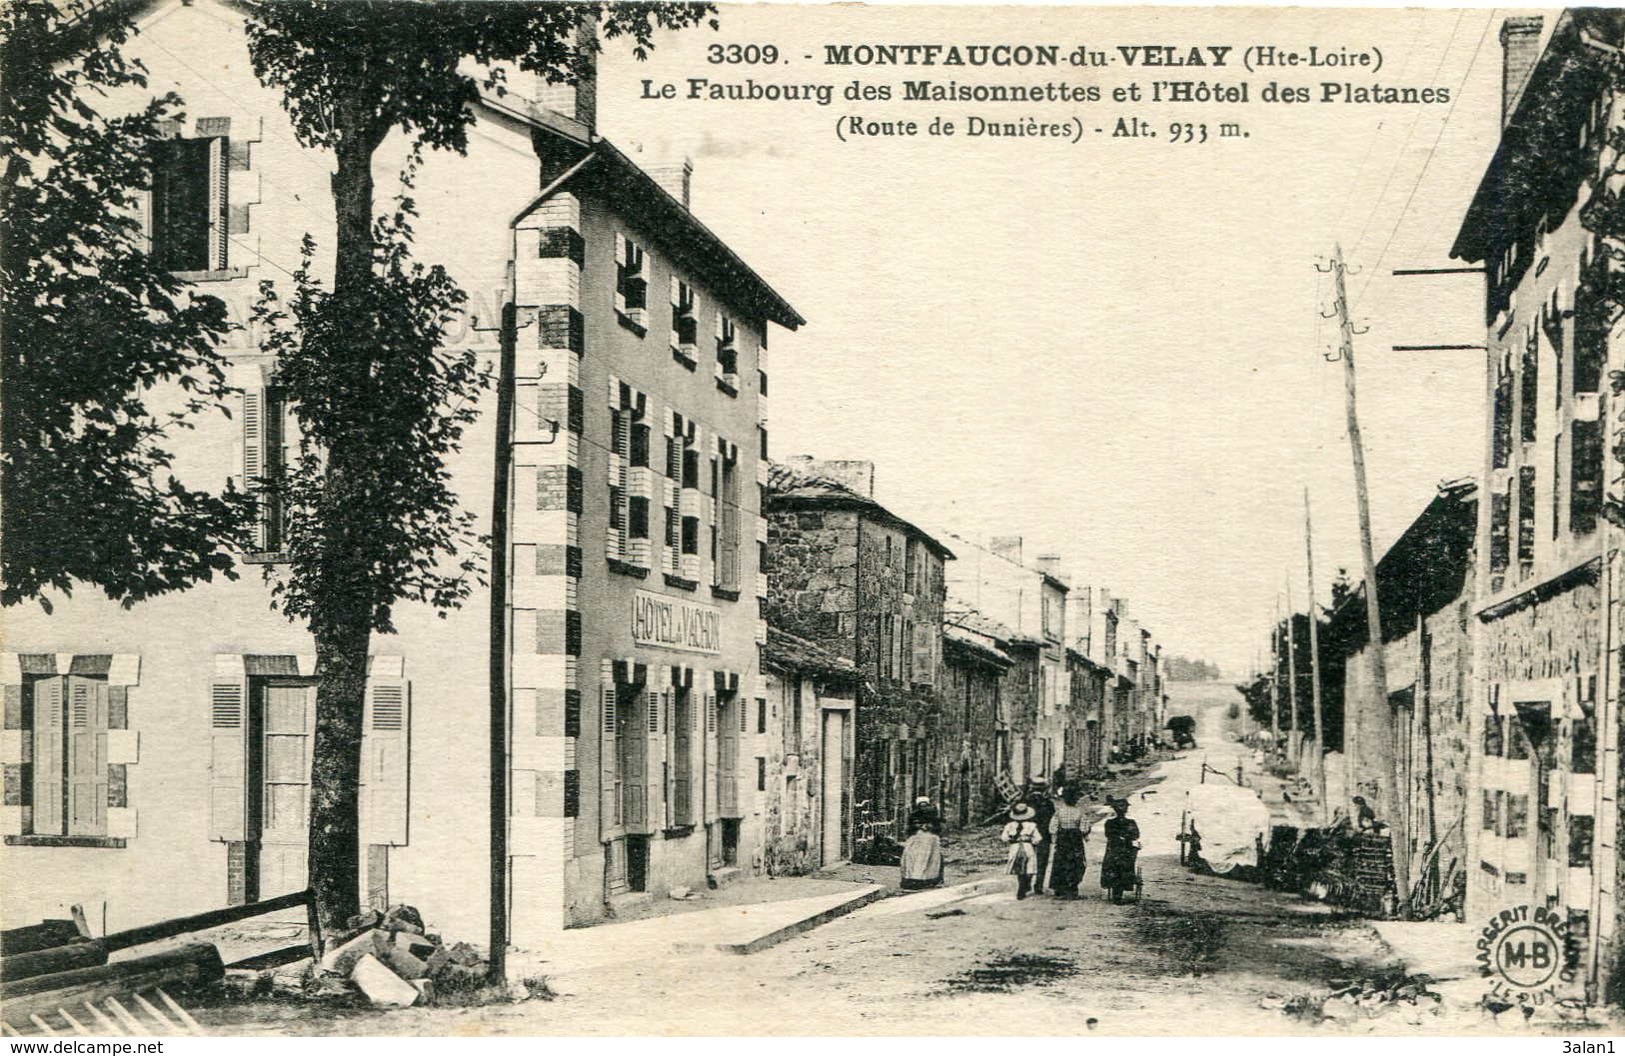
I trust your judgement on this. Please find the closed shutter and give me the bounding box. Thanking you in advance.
[673,689,692,824]
[704,692,719,823]
[645,687,663,829]
[67,677,109,836]
[614,411,630,560]
[719,696,739,818]
[208,677,248,841]
[600,679,619,839]
[32,678,65,836]
[621,686,646,831]
[362,678,410,846]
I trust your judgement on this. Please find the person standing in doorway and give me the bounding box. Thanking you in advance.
[1002,802,1044,900]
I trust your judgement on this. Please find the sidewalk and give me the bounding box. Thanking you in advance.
[509,877,882,987]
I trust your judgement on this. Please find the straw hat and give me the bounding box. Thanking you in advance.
[1009,803,1036,821]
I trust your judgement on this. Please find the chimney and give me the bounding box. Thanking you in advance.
[537,16,598,133]
[1034,553,1065,582]
[785,456,875,497]
[1499,16,1543,128]
[989,536,1023,564]
[647,158,693,210]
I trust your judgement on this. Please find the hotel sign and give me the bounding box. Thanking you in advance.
[632,589,722,655]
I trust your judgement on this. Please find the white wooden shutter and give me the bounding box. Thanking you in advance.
[67,677,109,837]
[645,687,663,829]
[207,135,228,270]
[600,679,620,839]
[614,234,627,315]
[208,677,248,841]
[362,677,410,846]
[240,388,268,549]
[32,678,65,836]
[703,691,718,824]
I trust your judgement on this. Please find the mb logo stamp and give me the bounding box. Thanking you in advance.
[1477,904,1579,1004]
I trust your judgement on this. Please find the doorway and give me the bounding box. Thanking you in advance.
[625,834,649,893]
[820,709,847,867]
[252,678,316,899]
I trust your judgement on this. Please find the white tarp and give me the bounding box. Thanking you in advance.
[1183,783,1271,875]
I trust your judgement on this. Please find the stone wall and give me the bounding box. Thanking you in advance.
[765,507,860,661]
[936,646,1004,828]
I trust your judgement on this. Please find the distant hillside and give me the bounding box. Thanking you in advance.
[1164,655,1223,681]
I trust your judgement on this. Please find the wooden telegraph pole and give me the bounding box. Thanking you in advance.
[1305,487,1328,821]
[1286,575,1300,766]
[1325,244,1408,907]
[1270,597,1281,754]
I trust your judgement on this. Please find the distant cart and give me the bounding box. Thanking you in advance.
[1165,714,1198,749]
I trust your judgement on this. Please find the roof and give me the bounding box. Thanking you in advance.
[765,461,955,560]
[521,127,804,330]
[1326,479,1478,649]
[944,623,1013,668]
[761,626,858,682]
[1451,11,1623,262]
[944,599,1041,649]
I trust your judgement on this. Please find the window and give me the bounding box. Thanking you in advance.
[718,448,740,591]
[1573,714,1597,774]
[1570,814,1594,868]
[672,689,693,825]
[1507,716,1531,761]
[608,407,630,561]
[756,756,766,792]
[785,680,803,753]
[1572,418,1603,535]
[1521,328,1539,443]
[756,697,767,735]
[1492,348,1513,470]
[715,313,738,386]
[1484,713,1504,757]
[11,675,117,839]
[1482,789,1501,834]
[1517,466,1536,569]
[615,234,648,329]
[240,386,289,554]
[904,542,918,594]
[670,278,698,360]
[151,135,228,273]
[1505,793,1529,839]
[1489,485,1511,574]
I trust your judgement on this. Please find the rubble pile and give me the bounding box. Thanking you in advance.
[226,904,529,1009]
[1272,971,1443,1025]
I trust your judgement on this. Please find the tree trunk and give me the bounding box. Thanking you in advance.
[304,109,385,944]
[309,620,369,940]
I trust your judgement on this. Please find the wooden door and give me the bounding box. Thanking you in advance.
[259,682,314,895]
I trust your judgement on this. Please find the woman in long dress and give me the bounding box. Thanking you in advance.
[1048,786,1092,898]
[1099,796,1140,903]
[1002,802,1044,900]
[900,798,945,890]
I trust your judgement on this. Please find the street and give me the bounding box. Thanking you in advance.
[208,683,1507,1037]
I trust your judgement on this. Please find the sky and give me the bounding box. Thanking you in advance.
[594,5,1521,676]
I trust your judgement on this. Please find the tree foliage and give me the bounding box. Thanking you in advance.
[0,1,248,609]
[250,164,483,641]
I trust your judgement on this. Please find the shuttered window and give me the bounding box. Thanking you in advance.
[20,676,114,838]
[151,136,228,272]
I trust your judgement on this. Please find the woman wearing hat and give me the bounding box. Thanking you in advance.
[1099,796,1140,903]
[1001,802,1045,900]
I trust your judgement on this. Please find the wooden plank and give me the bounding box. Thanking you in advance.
[2,944,223,1026]
[223,944,309,972]
[99,890,310,953]
[1,921,83,957]
[1,940,108,982]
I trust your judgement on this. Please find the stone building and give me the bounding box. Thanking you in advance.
[944,537,1073,784]
[0,0,801,948]
[1068,649,1112,774]
[764,458,952,837]
[1330,480,1477,913]
[1449,9,1625,998]
[757,628,859,875]
[937,617,1014,828]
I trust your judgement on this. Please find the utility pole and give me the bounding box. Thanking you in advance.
[1305,487,1328,821]
[1324,244,1408,908]
[1269,598,1281,754]
[1286,575,1299,767]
